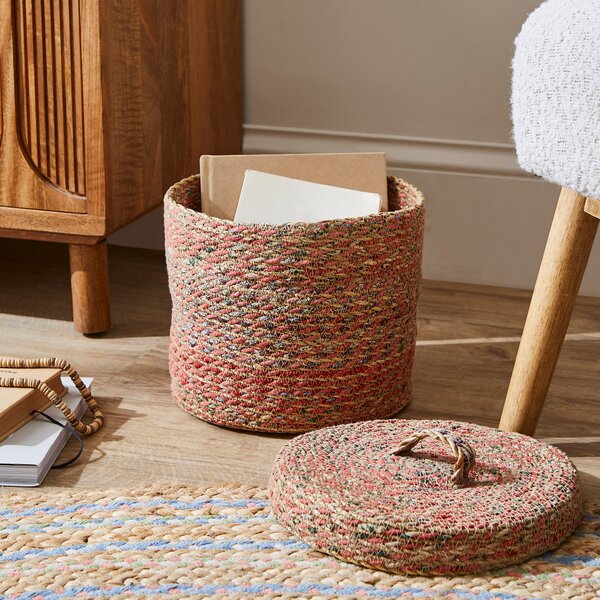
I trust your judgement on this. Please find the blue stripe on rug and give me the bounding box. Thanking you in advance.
[0,513,271,535]
[542,553,600,567]
[0,497,269,520]
[0,581,522,600]
[0,537,310,564]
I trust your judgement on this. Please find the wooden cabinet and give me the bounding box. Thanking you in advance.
[0,0,242,333]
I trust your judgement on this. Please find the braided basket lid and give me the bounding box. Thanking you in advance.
[269,419,582,575]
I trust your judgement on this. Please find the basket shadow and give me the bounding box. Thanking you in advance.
[41,395,144,488]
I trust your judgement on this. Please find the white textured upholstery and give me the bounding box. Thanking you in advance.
[512,0,600,199]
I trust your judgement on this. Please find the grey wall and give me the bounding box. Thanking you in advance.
[244,0,528,143]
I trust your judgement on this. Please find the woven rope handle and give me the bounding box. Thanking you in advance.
[0,357,103,436]
[390,428,476,485]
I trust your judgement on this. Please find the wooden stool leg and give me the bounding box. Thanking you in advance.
[499,188,599,435]
[69,241,111,334]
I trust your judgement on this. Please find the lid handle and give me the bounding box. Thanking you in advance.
[390,428,477,485]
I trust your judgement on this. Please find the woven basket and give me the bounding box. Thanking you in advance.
[164,175,424,432]
[269,419,582,575]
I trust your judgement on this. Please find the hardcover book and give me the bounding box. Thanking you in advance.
[0,366,67,442]
[199,152,388,220]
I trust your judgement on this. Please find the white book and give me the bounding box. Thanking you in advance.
[0,377,92,487]
[234,170,382,225]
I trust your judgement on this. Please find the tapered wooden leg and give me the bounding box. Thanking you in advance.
[69,241,111,334]
[499,188,599,435]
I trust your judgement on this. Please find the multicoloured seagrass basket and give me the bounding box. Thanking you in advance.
[164,175,424,432]
[269,419,582,575]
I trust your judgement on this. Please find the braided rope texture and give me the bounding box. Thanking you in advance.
[164,175,424,432]
[0,483,597,599]
[269,419,583,575]
[391,428,477,484]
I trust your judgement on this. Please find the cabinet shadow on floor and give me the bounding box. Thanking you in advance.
[0,239,171,338]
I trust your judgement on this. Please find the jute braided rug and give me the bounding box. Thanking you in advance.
[0,483,598,599]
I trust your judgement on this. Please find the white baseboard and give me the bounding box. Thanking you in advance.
[243,123,526,179]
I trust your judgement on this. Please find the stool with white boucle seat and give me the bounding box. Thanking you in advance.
[500,0,600,435]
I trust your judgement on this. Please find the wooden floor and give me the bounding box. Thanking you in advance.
[1,238,599,499]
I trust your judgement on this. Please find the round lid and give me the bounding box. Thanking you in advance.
[269,419,582,575]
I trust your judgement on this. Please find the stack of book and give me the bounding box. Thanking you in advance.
[0,368,91,487]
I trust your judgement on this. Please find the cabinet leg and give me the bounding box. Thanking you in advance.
[69,241,111,334]
[499,188,598,435]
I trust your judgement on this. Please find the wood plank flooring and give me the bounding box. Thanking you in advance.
[0,238,599,498]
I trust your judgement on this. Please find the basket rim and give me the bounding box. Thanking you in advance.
[164,173,424,232]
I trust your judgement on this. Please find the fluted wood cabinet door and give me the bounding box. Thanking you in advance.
[0,0,102,215]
